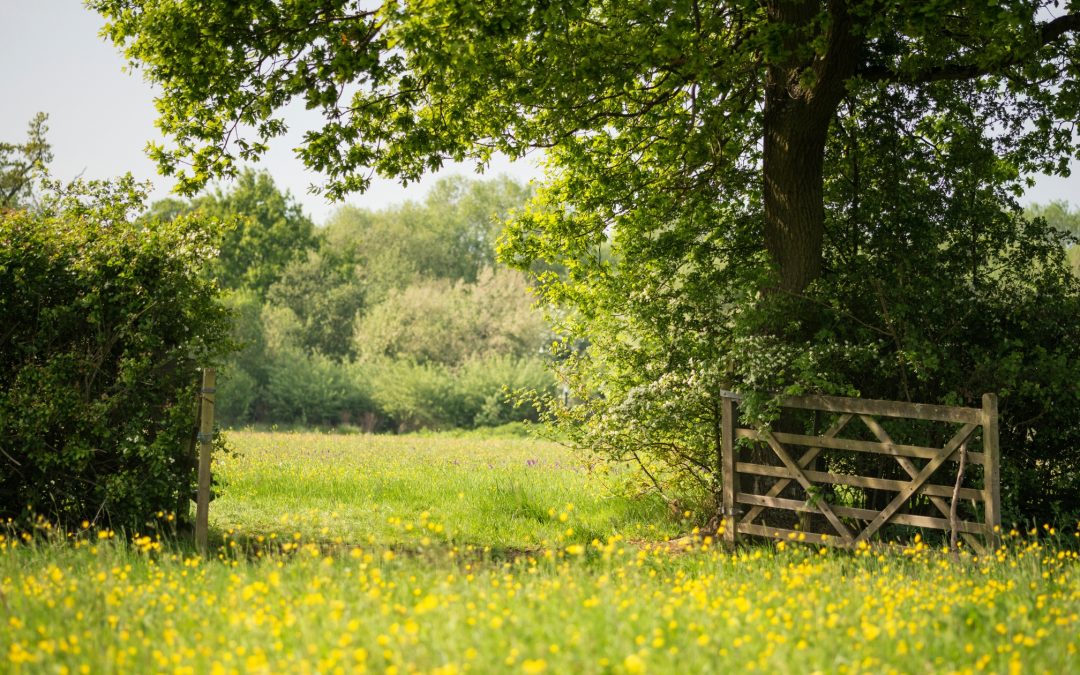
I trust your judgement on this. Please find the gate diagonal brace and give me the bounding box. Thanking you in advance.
[760,430,855,544]
[858,415,984,553]
[741,413,853,526]
[853,422,979,545]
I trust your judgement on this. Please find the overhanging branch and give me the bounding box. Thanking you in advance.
[859,13,1080,85]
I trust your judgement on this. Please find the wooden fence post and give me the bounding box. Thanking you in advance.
[195,368,216,555]
[982,393,1001,551]
[721,396,738,548]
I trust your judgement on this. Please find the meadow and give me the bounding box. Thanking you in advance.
[2,431,1078,674]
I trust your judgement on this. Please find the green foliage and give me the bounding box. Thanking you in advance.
[1027,201,1080,277]
[362,359,461,432]
[0,177,232,530]
[266,248,366,360]
[147,169,319,298]
[1026,201,1080,238]
[195,170,319,296]
[264,349,372,428]
[0,112,52,209]
[360,355,556,433]
[325,175,531,301]
[216,365,260,426]
[460,355,556,428]
[354,278,473,366]
[354,267,549,366]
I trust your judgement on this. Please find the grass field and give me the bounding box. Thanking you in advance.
[2,431,1079,674]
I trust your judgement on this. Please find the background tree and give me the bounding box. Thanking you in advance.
[354,267,550,367]
[1027,201,1080,277]
[1027,201,1080,238]
[195,169,319,296]
[147,169,320,297]
[266,248,366,359]
[325,175,532,302]
[1,112,52,209]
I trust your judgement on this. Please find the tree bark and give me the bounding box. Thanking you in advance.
[762,1,860,294]
[763,99,831,294]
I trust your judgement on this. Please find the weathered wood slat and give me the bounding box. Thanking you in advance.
[195,368,216,556]
[853,423,979,544]
[736,522,839,547]
[735,462,985,501]
[735,492,988,535]
[759,430,855,543]
[776,394,983,424]
[740,413,853,526]
[735,428,986,466]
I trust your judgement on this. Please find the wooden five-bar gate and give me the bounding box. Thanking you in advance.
[719,392,1000,554]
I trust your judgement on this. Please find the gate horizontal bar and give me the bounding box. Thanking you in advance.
[718,390,982,424]
[735,492,988,534]
[735,428,986,466]
[736,462,985,501]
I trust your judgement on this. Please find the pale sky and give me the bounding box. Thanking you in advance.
[1,2,1075,225]
[0,1,543,224]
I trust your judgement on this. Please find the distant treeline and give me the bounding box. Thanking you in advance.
[1026,200,1080,276]
[150,171,556,431]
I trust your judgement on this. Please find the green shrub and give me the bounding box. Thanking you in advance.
[355,355,556,432]
[216,367,260,425]
[264,349,373,426]
[353,267,550,367]
[361,358,459,432]
[0,178,232,531]
[458,355,557,427]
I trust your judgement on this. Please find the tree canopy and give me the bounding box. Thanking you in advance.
[93,0,1080,292]
[148,169,319,297]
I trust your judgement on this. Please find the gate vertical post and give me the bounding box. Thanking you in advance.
[195,368,216,555]
[981,393,1001,552]
[721,396,738,548]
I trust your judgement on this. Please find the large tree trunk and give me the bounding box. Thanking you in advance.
[762,1,861,295]
[763,97,832,294]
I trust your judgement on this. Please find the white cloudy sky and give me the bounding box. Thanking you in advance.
[1,2,1075,225]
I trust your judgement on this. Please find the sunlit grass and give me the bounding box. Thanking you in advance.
[212,431,679,549]
[2,432,1078,674]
